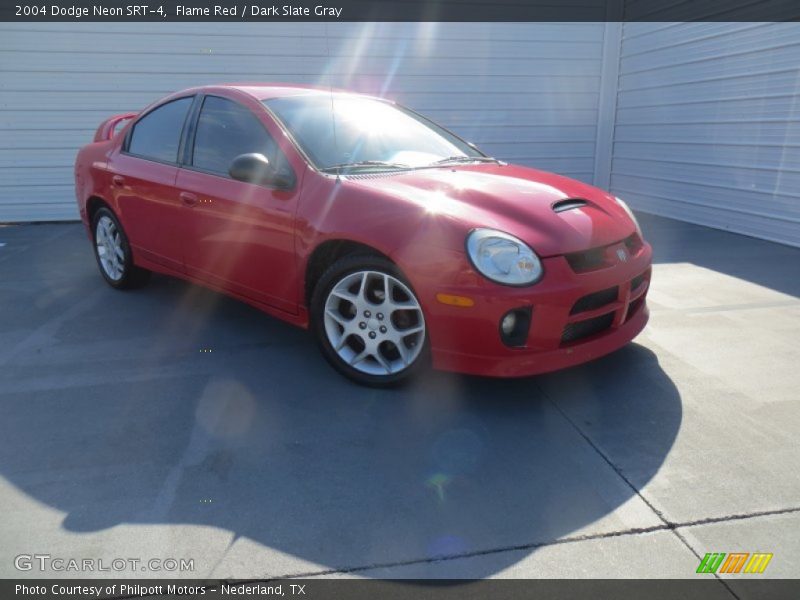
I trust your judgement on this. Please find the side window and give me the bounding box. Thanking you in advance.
[127,97,192,163]
[191,96,291,180]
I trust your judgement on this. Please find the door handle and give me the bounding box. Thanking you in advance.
[112,175,125,187]
[180,192,198,207]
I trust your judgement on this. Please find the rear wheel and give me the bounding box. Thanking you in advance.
[311,255,428,386]
[92,207,150,289]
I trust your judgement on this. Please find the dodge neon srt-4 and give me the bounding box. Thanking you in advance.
[75,84,652,386]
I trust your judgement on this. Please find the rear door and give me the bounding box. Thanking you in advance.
[109,95,195,272]
[175,94,301,313]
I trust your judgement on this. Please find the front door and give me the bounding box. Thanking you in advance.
[175,95,300,314]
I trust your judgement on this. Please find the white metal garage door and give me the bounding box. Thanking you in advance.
[610,22,800,247]
[0,22,606,222]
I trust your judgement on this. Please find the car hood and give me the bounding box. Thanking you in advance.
[344,163,635,257]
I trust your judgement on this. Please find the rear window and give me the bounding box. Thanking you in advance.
[127,97,193,163]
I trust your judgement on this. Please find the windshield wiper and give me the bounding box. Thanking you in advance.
[322,160,411,173]
[430,155,500,166]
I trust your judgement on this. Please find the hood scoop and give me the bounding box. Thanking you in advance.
[552,198,588,213]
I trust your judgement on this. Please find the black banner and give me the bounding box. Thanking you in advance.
[1,0,799,22]
[3,579,800,600]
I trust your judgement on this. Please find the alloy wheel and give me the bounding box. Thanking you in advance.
[95,215,125,281]
[323,270,426,376]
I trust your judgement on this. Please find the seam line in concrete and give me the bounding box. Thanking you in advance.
[535,382,741,599]
[674,506,800,529]
[534,381,671,524]
[264,506,800,580]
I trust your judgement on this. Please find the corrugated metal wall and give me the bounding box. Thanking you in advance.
[4,21,799,247]
[0,22,605,222]
[609,22,800,247]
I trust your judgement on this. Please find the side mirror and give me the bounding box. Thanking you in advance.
[228,153,293,189]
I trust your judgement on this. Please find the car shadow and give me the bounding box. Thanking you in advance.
[0,228,682,579]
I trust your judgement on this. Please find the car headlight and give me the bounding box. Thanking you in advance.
[615,196,642,236]
[466,229,543,286]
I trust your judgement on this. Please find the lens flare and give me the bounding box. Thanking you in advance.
[426,472,452,503]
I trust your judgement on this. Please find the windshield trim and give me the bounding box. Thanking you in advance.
[261,95,489,174]
[320,160,414,174]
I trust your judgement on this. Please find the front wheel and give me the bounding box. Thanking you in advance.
[311,255,428,387]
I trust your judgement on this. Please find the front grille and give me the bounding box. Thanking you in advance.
[626,298,643,322]
[567,234,644,274]
[624,233,643,255]
[570,286,618,315]
[565,246,608,273]
[561,313,614,345]
[631,273,645,290]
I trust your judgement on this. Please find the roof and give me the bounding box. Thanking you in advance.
[206,83,371,101]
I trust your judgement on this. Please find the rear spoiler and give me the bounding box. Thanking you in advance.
[93,112,138,142]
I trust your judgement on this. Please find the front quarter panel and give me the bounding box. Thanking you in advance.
[295,171,468,281]
[295,172,477,352]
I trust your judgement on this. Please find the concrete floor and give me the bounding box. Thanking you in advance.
[0,214,798,589]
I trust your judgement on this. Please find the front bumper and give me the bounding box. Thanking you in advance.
[407,239,653,378]
[432,302,649,377]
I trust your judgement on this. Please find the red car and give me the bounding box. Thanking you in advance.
[75,84,651,386]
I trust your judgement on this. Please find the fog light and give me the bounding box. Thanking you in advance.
[499,307,532,348]
[501,312,517,335]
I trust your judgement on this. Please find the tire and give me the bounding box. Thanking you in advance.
[310,255,429,387]
[91,207,150,290]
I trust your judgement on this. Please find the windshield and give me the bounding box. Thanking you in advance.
[263,95,486,171]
